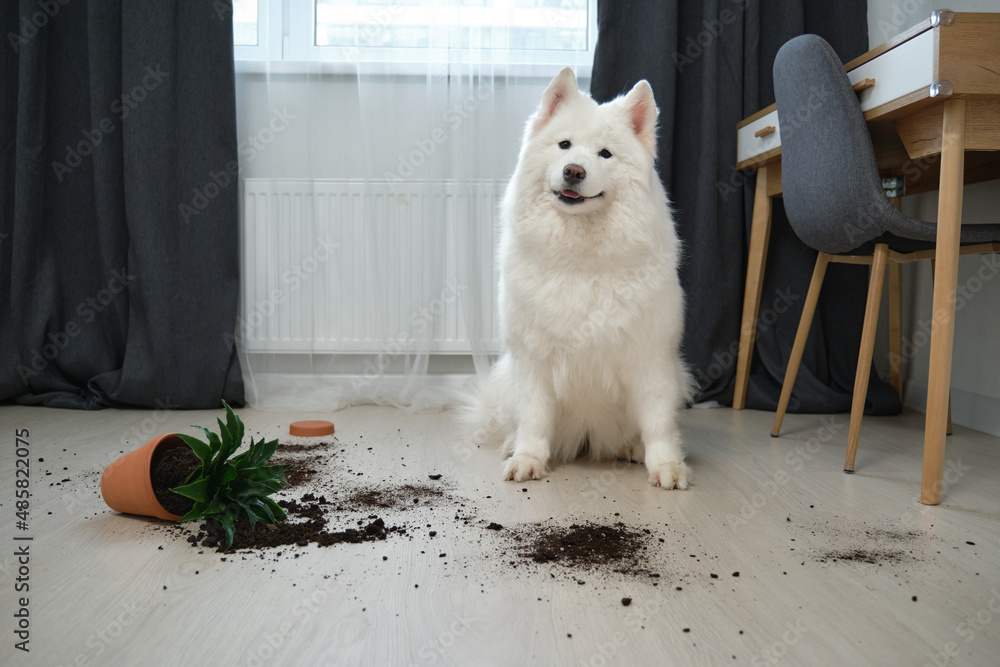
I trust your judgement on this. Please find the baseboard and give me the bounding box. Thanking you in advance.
[244,371,477,412]
[904,378,1000,437]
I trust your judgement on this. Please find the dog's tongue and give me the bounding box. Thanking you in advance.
[561,189,582,199]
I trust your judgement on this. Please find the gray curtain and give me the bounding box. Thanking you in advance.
[591,0,901,415]
[0,1,244,409]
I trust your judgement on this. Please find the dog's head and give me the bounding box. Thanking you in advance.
[519,68,659,215]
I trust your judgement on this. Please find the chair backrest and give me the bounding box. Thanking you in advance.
[773,34,893,254]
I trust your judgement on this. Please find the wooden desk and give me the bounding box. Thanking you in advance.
[731,11,1000,505]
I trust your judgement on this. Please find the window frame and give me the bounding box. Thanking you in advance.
[234,0,598,77]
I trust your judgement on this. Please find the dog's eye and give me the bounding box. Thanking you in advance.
[599,148,613,159]
[559,140,571,150]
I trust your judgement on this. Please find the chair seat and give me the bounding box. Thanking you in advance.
[845,226,1000,255]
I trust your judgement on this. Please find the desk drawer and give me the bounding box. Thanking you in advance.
[737,28,937,167]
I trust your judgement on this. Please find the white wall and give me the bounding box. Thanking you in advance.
[868,0,1000,436]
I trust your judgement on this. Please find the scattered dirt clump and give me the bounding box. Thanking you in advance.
[517,522,656,577]
[817,549,907,565]
[277,440,336,454]
[339,483,447,512]
[189,495,405,552]
[271,454,322,488]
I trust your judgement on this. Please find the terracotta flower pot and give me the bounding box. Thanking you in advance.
[101,433,187,521]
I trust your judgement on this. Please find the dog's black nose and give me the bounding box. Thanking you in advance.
[563,163,586,184]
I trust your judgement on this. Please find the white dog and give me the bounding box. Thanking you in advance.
[464,68,692,489]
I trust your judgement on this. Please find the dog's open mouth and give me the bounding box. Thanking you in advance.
[556,189,604,205]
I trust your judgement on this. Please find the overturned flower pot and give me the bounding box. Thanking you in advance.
[100,402,289,549]
[101,433,190,521]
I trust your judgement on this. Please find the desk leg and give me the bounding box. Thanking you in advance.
[733,165,773,409]
[921,98,966,506]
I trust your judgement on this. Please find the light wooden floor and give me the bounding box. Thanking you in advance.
[1,404,999,666]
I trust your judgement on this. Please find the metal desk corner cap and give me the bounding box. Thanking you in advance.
[929,80,955,98]
[930,10,956,28]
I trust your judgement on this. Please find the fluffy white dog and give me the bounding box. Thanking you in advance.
[464,68,692,489]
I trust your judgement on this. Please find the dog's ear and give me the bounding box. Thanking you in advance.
[623,80,658,153]
[532,68,578,133]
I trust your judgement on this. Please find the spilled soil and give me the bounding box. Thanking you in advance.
[188,494,406,551]
[520,522,655,575]
[151,446,199,517]
[171,439,457,554]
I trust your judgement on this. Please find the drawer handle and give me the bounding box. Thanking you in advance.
[754,125,776,138]
[853,78,876,92]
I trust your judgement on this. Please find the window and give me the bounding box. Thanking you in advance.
[233,0,597,72]
[233,0,259,46]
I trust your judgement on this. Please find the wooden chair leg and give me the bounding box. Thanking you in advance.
[887,261,903,399]
[929,257,954,436]
[772,253,830,437]
[845,243,889,472]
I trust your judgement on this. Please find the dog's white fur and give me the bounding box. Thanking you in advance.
[462,68,692,489]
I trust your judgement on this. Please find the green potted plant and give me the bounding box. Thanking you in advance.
[101,401,289,549]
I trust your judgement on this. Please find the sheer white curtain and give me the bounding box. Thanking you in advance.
[232,0,593,412]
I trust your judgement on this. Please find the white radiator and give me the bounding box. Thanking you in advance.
[239,179,503,354]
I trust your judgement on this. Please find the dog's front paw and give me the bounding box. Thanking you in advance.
[503,453,548,482]
[647,461,691,490]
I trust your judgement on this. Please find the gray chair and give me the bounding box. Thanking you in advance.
[769,34,1000,471]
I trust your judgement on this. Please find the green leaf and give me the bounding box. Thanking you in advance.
[223,401,245,456]
[262,497,287,522]
[177,505,206,523]
[216,417,233,460]
[176,434,213,467]
[246,497,277,524]
[170,478,210,503]
[253,438,280,467]
[235,500,257,530]
[215,512,236,550]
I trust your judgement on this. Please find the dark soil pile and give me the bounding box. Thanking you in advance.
[188,494,405,552]
[516,522,656,577]
[151,446,199,516]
